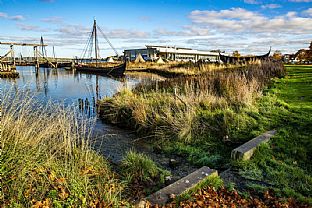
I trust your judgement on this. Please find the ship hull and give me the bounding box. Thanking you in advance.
[75,62,126,76]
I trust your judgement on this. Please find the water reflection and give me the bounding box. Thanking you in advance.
[1,66,136,110]
[0,66,170,165]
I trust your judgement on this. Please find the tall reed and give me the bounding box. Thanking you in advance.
[99,60,285,144]
[0,89,126,207]
[127,60,263,76]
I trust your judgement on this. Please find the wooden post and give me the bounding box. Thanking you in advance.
[34,46,39,71]
[10,45,15,67]
[96,75,99,100]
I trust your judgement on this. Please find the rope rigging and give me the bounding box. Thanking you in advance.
[97,26,119,57]
[80,20,119,61]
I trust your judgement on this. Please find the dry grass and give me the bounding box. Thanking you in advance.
[0,90,127,207]
[127,60,263,77]
[99,60,286,143]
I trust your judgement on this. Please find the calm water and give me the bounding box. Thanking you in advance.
[0,67,196,178]
[1,66,138,106]
[0,66,153,160]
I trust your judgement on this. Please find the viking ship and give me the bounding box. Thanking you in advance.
[219,48,271,64]
[75,20,126,76]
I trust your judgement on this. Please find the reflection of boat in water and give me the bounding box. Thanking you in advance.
[219,48,271,64]
[75,20,126,77]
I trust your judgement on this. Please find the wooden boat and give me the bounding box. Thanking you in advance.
[219,48,271,64]
[75,61,126,76]
[76,20,126,77]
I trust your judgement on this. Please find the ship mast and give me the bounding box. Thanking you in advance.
[81,19,119,64]
[93,19,99,67]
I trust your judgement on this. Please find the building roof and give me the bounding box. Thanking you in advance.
[145,45,228,56]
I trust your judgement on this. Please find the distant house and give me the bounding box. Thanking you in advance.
[283,54,296,64]
[283,49,312,64]
[292,41,312,64]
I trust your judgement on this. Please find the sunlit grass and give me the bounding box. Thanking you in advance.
[98,60,286,171]
[127,61,261,77]
[237,65,312,204]
[0,90,127,207]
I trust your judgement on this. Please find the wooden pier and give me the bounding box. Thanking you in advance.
[0,39,74,72]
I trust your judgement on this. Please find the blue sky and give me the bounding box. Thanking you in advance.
[0,0,311,57]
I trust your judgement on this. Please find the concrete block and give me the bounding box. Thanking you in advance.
[231,130,276,160]
[147,166,218,205]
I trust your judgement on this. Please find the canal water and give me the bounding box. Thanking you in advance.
[0,66,196,180]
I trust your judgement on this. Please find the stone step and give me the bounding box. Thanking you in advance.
[146,166,218,205]
[231,130,276,160]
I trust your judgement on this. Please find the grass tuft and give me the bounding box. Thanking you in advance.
[121,150,170,184]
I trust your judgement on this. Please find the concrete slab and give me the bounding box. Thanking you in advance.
[231,130,276,160]
[147,166,218,205]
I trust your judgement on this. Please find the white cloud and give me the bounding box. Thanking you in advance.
[57,24,90,37]
[188,8,312,34]
[56,24,150,40]
[106,29,150,39]
[303,8,312,16]
[41,16,64,24]
[177,8,312,54]
[40,0,55,3]
[154,26,211,37]
[288,0,312,2]
[261,4,281,9]
[0,12,24,21]
[9,15,25,21]
[17,23,48,32]
[244,0,260,4]
[0,12,8,18]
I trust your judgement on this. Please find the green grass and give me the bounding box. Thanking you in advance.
[99,60,286,171]
[99,62,311,204]
[121,150,170,184]
[237,65,312,203]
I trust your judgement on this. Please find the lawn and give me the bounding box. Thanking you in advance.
[155,65,312,207]
[237,65,312,203]
[99,63,312,205]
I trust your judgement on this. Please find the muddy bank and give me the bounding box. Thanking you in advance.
[90,120,197,182]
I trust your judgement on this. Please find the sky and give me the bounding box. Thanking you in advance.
[0,0,311,58]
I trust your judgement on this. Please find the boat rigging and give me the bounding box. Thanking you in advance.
[76,19,125,76]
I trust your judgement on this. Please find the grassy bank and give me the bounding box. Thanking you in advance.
[236,65,312,203]
[0,92,127,207]
[127,61,257,77]
[99,62,312,202]
[99,60,285,168]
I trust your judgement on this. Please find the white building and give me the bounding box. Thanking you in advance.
[124,45,226,62]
